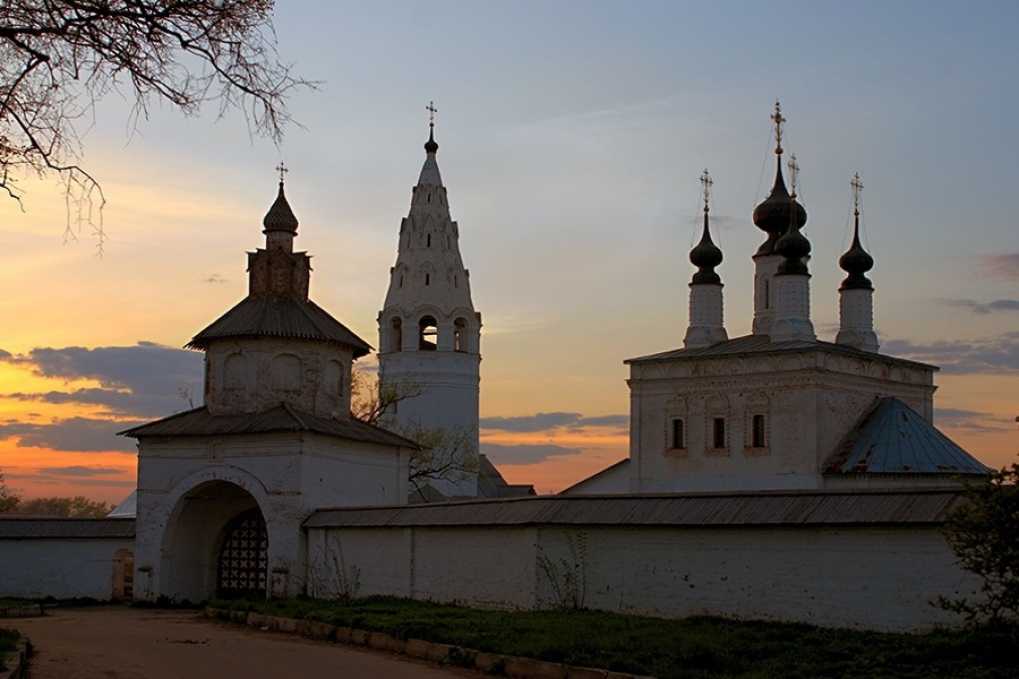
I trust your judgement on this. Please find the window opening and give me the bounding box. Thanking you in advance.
[752,414,766,448]
[418,316,438,351]
[712,418,726,449]
[671,419,685,449]
[454,318,467,352]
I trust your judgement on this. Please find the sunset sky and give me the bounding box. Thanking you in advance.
[1,1,1017,503]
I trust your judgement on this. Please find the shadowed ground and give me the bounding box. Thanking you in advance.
[10,606,474,679]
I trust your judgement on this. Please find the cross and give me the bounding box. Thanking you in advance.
[426,101,438,129]
[699,168,713,212]
[787,154,800,196]
[771,100,786,154]
[275,162,289,184]
[851,172,864,214]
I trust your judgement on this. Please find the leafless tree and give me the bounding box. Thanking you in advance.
[350,367,479,501]
[1,0,311,247]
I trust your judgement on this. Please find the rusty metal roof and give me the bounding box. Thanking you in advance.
[305,488,964,529]
[187,296,371,357]
[626,333,935,370]
[0,517,135,539]
[825,398,990,476]
[120,403,419,449]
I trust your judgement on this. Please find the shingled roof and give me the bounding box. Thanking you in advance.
[825,397,990,476]
[120,403,419,450]
[186,296,371,357]
[626,333,934,370]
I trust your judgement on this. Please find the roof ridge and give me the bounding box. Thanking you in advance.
[118,405,207,436]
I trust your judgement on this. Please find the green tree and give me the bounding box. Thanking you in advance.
[10,495,112,518]
[938,462,1019,626]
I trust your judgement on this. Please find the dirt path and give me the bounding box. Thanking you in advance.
[10,607,475,679]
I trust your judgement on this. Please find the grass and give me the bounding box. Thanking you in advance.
[0,628,20,672]
[209,597,1016,679]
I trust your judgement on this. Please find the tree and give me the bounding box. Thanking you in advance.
[350,367,479,501]
[937,462,1019,627]
[0,470,20,513]
[9,495,112,517]
[1,0,309,243]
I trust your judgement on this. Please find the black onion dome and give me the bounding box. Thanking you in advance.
[775,213,811,276]
[690,212,723,285]
[424,126,439,154]
[839,223,874,290]
[263,182,299,234]
[753,159,807,256]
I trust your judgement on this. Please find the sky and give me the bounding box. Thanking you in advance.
[1,1,1017,503]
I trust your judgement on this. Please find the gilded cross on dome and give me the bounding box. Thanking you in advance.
[851,172,864,214]
[426,101,438,129]
[771,100,786,154]
[699,168,713,213]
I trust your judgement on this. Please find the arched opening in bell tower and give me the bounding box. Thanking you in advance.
[418,316,438,351]
[454,318,467,352]
[390,317,403,352]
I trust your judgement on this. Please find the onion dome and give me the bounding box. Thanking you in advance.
[753,157,807,256]
[262,180,298,234]
[775,219,811,275]
[840,174,874,289]
[690,212,723,284]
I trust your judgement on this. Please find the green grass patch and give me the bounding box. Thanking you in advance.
[209,597,1016,679]
[0,628,20,672]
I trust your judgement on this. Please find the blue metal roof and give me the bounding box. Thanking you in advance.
[827,398,990,475]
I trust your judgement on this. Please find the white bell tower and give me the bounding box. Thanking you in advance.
[377,104,482,497]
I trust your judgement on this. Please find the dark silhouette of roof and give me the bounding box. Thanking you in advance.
[186,295,371,357]
[120,403,419,449]
[825,397,989,476]
[626,333,934,369]
[0,517,135,539]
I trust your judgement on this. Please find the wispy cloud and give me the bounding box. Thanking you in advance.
[480,411,628,433]
[981,253,1019,281]
[0,417,140,452]
[939,298,1019,315]
[481,442,583,465]
[36,466,122,477]
[203,273,228,284]
[934,408,1013,433]
[884,332,1019,374]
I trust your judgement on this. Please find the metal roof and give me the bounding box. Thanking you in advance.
[187,295,371,357]
[305,488,964,529]
[558,459,630,495]
[826,398,990,476]
[120,403,419,450]
[0,517,135,540]
[626,333,935,370]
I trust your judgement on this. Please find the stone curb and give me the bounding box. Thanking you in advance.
[0,606,43,619]
[0,639,32,679]
[205,607,654,679]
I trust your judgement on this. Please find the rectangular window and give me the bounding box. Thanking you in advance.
[671,418,685,449]
[712,417,726,449]
[752,414,766,448]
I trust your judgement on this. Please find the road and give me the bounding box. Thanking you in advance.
[10,606,475,678]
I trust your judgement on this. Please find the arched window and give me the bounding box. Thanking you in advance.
[418,316,438,351]
[706,394,730,454]
[271,354,302,392]
[454,318,467,352]
[427,233,432,247]
[454,275,458,288]
[712,418,727,449]
[764,279,771,310]
[224,353,246,390]
[399,274,404,288]
[746,393,770,452]
[752,414,766,448]
[390,317,403,352]
[425,273,430,286]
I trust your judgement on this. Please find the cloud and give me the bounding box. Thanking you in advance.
[884,332,1019,374]
[480,412,628,433]
[934,408,1013,433]
[481,443,583,465]
[981,253,1019,280]
[36,466,122,477]
[939,298,1019,315]
[203,274,228,284]
[0,417,141,452]
[1,341,202,417]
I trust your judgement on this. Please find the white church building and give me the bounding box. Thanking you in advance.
[0,104,990,631]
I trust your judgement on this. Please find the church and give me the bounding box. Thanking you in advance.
[0,103,989,631]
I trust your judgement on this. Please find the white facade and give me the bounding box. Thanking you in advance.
[377,129,482,497]
[0,537,133,600]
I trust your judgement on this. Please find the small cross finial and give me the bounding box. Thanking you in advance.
[771,100,786,154]
[699,168,713,213]
[426,100,438,129]
[787,154,800,197]
[275,162,289,185]
[851,172,864,215]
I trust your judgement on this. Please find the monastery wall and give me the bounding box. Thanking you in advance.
[0,537,133,600]
[306,523,977,632]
